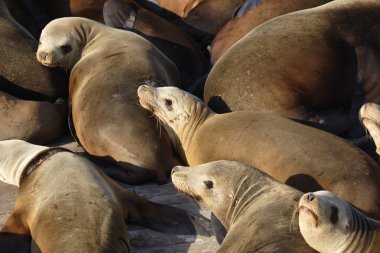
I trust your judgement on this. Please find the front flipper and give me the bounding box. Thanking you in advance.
[103,0,137,30]
[123,190,209,235]
[0,232,31,253]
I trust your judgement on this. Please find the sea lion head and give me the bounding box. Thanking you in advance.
[298,190,365,253]
[171,160,265,228]
[359,102,380,155]
[37,18,84,70]
[137,85,206,136]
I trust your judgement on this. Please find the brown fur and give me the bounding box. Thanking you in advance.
[205,0,380,136]
[156,0,246,34]
[0,91,66,144]
[103,0,207,89]
[172,161,316,253]
[1,144,197,252]
[38,17,181,184]
[210,0,331,64]
[0,0,66,144]
[138,86,380,219]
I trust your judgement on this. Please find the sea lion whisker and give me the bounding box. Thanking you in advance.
[290,206,300,232]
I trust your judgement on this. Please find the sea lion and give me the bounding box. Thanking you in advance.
[0,0,67,144]
[210,0,331,64]
[360,103,380,156]
[298,191,380,253]
[137,85,380,219]
[0,90,66,144]
[0,140,198,252]
[204,0,380,137]
[171,160,316,253]
[103,0,207,89]
[155,0,247,35]
[37,17,180,184]
[0,0,65,101]
[3,0,42,39]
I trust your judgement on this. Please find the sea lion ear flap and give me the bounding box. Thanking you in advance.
[0,232,31,253]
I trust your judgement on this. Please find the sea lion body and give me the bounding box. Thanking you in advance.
[0,91,66,144]
[298,191,380,253]
[0,0,65,101]
[138,85,380,219]
[37,17,180,184]
[210,0,331,64]
[205,0,380,136]
[172,160,316,253]
[103,0,207,89]
[0,140,197,252]
[155,0,246,35]
[0,0,66,144]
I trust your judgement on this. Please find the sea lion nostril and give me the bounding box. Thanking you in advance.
[171,167,179,175]
[307,193,314,202]
[39,51,48,60]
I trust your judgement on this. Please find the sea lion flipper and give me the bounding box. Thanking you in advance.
[1,214,31,253]
[124,191,208,235]
[103,0,136,30]
[137,202,200,235]
[0,232,31,253]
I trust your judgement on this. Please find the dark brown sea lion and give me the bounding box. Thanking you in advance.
[103,0,207,89]
[2,0,41,39]
[155,0,247,35]
[210,0,331,64]
[37,17,181,184]
[0,140,198,252]
[298,191,380,253]
[0,0,67,144]
[0,0,65,101]
[204,0,380,137]
[138,85,380,219]
[172,160,316,253]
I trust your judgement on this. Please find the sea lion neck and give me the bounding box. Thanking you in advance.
[334,209,377,253]
[219,174,271,230]
[73,19,103,60]
[177,100,212,163]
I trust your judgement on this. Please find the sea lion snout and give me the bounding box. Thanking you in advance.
[171,166,180,175]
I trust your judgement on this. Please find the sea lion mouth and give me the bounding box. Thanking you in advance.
[299,205,320,227]
[39,61,61,68]
[138,96,157,113]
[137,85,159,113]
[172,175,202,202]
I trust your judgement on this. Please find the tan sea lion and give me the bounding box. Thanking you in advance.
[210,0,331,64]
[0,91,66,144]
[0,140,198,252]
[360,103,380,156]
[137,85,380,219]
[205,0,380,137]
[37,17,181,184]
[171,160,316,253]
[298,191,380,253]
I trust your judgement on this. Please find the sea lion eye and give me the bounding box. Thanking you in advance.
[330,205,339,224]
[60,44,73,54]
[203,180,213,189]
